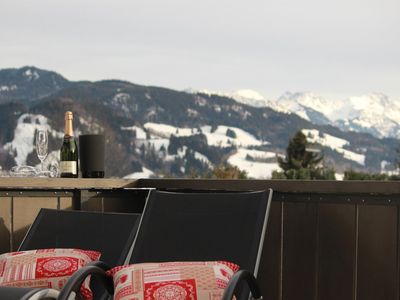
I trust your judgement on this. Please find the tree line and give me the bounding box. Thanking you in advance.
[274,130,400,180]
[198,130,400,180]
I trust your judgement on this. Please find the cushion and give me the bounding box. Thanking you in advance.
[0,248,101,299]
[107,261,240,300]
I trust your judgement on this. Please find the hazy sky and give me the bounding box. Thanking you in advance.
[1,0,399,99]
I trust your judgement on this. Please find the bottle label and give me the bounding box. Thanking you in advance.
[60,161,77,174]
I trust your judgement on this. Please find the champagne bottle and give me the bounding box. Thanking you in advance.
[59,111,79,178]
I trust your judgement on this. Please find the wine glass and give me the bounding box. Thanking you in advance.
[35,129,48,172]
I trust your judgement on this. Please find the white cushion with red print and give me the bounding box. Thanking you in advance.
[0,248,100,299]
[107,261,240,300]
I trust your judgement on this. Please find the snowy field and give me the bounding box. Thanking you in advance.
[4,115,373,179]
[302,129,365,166]
[4,114,63,166]
[136,122,277,178]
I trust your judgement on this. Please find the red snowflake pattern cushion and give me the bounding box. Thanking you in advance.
[0,248,101,299]
[107,261,240,300]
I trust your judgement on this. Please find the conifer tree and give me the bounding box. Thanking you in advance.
[278,130,323,172]
[274,130,335,179]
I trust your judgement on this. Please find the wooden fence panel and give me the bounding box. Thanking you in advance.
[282,200,318,300]
[357,204,398,300]
[0,197,11,254]
[259,201,283,300]
[317,203,356,300]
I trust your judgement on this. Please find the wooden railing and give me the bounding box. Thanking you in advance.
[1,178,399,300]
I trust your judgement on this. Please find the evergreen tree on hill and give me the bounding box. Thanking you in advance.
[273,130,335,179]
[278,130,323,170]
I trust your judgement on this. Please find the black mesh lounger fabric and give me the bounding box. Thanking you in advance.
[129,190,272,300]
[19,209,140,268]
[18,209,141,300]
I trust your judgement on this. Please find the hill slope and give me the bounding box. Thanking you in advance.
[0,67,398,178]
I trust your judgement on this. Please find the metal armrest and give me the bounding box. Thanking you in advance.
[0,286,59,300]
[57,262,113,300]
[222,270,263,300]
[22,288,60,300]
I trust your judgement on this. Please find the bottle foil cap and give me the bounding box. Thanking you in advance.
[65,111,73,120]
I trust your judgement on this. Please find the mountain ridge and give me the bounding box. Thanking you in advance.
[214,88,400,139]
[0,66,398,178]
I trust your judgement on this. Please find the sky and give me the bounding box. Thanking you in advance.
[1,0,399,100]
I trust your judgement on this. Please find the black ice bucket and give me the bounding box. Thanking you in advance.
[79,134,105,178]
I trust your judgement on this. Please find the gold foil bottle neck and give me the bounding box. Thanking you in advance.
[64,111,74,136]
[65,111,73,120]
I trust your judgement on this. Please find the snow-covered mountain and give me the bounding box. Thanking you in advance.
[0,66,69,104]
[205,89,400,139]
[332,93,400,138]
[1,66,399,178]
[188,89,272,108]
